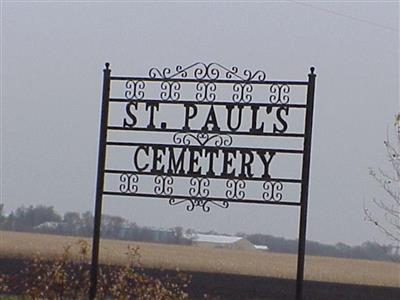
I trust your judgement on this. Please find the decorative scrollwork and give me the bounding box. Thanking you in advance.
[174,65,188,78]
[195,82,216,102]
[263,181,283,202]
[149,65,188,79]
[269,84,290,104]
[194,64,219,80]
[232,83,253,103]
[148,62,267,82]
[242,69,267,81]
[169,197,229,212]
[173,132,232,147]
[160,81,181,101]
[154,175,174,195]
[189,177,210,197]
[119,173,139,193]
[225,179,246,200]
[125,80,145,100]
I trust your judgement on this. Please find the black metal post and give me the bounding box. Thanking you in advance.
[295,67,316,300]
[89,62,111,300]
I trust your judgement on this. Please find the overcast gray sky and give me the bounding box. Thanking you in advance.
[1,1,399,246]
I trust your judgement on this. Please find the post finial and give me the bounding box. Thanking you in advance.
[105,62,110,70]
[310,66,315,75]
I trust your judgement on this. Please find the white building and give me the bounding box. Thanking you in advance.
[254,245,269,251]
[190,233,256,251]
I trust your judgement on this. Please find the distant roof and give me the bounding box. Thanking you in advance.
[34,221,60,229]
[148,226,174,232]
[192,234,243,244]
[254,245,269,250]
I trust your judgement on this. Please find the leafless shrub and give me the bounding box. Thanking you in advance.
[364,113,400,244]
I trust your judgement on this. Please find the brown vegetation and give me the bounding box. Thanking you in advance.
[0,237,190,299]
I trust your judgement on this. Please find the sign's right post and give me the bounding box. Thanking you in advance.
[295,67,316,300]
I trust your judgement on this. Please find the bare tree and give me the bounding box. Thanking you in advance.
[364,113,400,244]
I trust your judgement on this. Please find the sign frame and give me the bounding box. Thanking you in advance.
[89,62,316,300]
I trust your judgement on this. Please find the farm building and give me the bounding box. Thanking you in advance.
[254,245,269,251]
[190,233,256,251]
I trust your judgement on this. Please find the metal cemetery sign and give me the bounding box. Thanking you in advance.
[90,62,316,300]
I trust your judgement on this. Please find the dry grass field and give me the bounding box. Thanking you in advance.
[1,230,398,289]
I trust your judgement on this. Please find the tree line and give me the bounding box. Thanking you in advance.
[239,233,399,262]
[0,204,398,262]
[0,204,190,245]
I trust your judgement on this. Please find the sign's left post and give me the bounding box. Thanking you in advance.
[89,62,111,300]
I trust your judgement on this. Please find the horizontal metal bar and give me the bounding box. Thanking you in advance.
[107,126,305,138]
[109,98,308,108]
[104,168,302,183]
[110,76,309,86]
[102,191,301,207]
[106,141,304,154]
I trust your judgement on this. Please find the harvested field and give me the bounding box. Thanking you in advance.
[1,231,399,299]
[1,231,398,288]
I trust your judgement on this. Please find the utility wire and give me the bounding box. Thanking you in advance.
[292,0,399,33]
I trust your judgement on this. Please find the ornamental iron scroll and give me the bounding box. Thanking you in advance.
[147,62,282,104]
[263,180,283,202]
[269,84,290,104]
[149,62,266,81]
[225,179,246,200]
[169,197,229,213]
[119,173,138,193]
[173,132,233,147]
[189,177,210,198]
[154,175,174,195]
[160,81,181,101]
[168,176,229,212]
[195,82,216,102]
[232,83,253,103]
[125,80,145,100]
